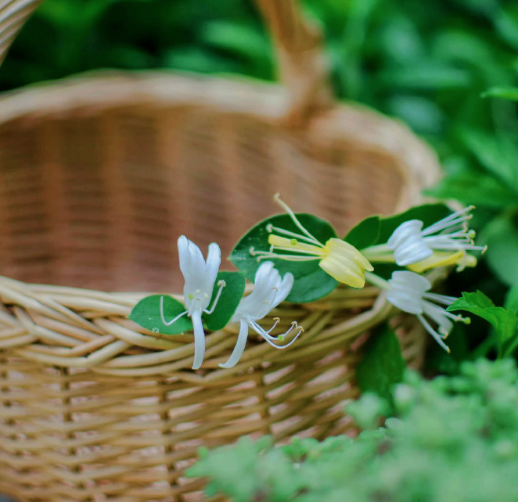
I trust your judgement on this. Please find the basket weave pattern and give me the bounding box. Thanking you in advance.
[0,1,439,500]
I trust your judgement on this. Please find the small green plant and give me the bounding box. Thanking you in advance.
[189,358,518,502]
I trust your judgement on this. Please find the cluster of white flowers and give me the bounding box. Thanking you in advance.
[251,198,484,354]
[148,199,484,369]
[161,236,301,370]
[362,208,484,353]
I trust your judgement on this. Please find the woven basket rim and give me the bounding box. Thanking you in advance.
[0,68,441,188]
[1,272,395,379]
[0,69,420,134]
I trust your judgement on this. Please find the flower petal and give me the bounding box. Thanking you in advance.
[178,236,207,302]
[191,311,206,370]
[271,272,294,309]
[236,262,280,320]
[386,271,431,315]
[219,321,249,368]
[387,220,433,266]
[387,220,424,248]
[203,242,221,303]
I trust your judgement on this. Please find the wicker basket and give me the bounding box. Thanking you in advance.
[0,0,440,500]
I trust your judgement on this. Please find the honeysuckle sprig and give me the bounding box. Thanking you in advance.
[160,236,226,369]
[249,194,373,288]
[362,207,486,273]
[365,270,470,353]
[220,261,302,369]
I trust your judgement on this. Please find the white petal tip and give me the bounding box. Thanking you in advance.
[218,362,235,369]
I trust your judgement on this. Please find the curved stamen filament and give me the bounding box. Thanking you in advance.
[421,206,474,235]
[422,213,473,236]
[160,296,188,326]
[250,247,321,263]
[422,292,457,305]
[273,193,322,246]
[203,280,227,315]
[266,224,325,247]
[265,317,280,334]
[423,243,486,251]
[417,314,450,353]
[251,320,303,348]
[267,245,324,256]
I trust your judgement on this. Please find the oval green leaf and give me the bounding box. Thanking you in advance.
[203,271,246,331]
[129,294,192,335]
[345,215,381,249]
[230,213,338,303]
[357,324,406,408]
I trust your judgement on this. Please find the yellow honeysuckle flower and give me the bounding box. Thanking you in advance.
[250,195,373,289]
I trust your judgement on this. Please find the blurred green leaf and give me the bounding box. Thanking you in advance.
[345,215,380,249]
[203,21,269,60]
[494,10,518,51]
[339,0,379,99]
[380,65,472,90]
[482,215,518,287]
[462,131,518,192]
[387,95,444,134]
[482,86,518,101]
[504,284,518,313]
[357,324,405,405]
[426,172,518,208]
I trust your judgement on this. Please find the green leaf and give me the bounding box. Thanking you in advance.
[505,284,518,313]
[377,203,452,244]
[202,22,270,62]
[482,216,518,287]
[447,291,518,357]
[482,86,518,101]
[425,172,518,209]
[462,131,518,194]
[203,271,246,331]
[130,295,192,335]
[230,213,338,303]
[380,65,472,90]
[356,324,406,405]
[345,215,381,249]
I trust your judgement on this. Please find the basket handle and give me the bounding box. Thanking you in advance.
[0,0,332,125]
[253,0,333,125]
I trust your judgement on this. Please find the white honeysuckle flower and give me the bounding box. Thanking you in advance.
[387,207,486,267]
[220,261,302,369]
[250,194,373,288]
[385,271,469,353]
[362,207,486,272]
[160,236,225,370]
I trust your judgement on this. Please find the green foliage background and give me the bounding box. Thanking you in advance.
[189,359,518,502]
[5,0,518,359]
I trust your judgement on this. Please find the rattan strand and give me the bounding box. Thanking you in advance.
[0,0,439,500]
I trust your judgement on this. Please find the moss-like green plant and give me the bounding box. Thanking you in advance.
[189,359,518,502]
